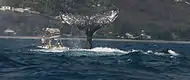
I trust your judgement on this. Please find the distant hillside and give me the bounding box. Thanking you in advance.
[108,0,190,40]
[1,0,190,40]
[0,11,85,37]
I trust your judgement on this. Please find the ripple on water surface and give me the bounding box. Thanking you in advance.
[1,41,190,80]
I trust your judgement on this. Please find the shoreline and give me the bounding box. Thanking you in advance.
[0,36,190,44]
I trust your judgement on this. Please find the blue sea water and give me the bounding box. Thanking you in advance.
[0,39,190,80]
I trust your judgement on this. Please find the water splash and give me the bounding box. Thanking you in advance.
[30,47,128,56]
[71,47,128,53]
[29,47,180,57]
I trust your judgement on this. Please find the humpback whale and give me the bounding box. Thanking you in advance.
[58,9,119,49]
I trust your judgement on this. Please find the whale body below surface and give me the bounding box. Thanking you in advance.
[57,10,119,49]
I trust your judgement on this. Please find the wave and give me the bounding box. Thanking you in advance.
[29,47,128,56]
[71,47,129,53]
[0,54,27,68]
[128,49,179,56]
[29,47,180,57]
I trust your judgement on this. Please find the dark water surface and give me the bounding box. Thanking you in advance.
[0,39,190,80]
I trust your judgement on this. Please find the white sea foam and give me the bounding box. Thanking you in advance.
[125,49,179,56]
[30,49,66,53]
[67,47,130,56]
[30,47,69,53]
[30,47,180,56]
[71,47,129,54]
[30,47,130,56]
[154,52,166,56]
[167,49,179,56]
[144,49,179,56]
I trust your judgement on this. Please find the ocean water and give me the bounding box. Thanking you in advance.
[0,39,190,80]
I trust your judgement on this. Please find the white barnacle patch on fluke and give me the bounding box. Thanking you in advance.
[174,0,190,4]
[93,10,119,24]
[56,10,119,27]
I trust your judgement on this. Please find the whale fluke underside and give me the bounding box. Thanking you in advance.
[58,10,119,49]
